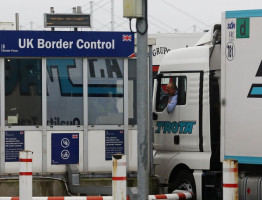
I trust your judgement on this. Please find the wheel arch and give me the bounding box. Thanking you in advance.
[168,164,196,199]
[168,163,192,184]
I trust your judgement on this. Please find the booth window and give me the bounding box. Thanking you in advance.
[88,59,124,125]
[5,58,42,126]
[128,59,137,125]
[156,76,187,112]
[46,59,83,126]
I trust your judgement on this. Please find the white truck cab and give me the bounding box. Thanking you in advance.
[153,9,262,200]
[153,24,222,199]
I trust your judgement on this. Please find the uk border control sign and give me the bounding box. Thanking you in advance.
[0,31,134,57]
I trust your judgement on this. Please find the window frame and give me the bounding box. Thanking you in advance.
[156,75,187,112]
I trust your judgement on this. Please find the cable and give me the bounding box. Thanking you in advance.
[149,14,176,31]
[129,18,137,33]
[161,0,209,27]
[114,21,129,30]
[93,1,111,13]
[34,176,72,196]
[148,19,171,33]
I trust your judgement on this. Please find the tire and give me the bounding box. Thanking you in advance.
[168,169,196,199]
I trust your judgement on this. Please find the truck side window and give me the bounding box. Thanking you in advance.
[156,76,187,112]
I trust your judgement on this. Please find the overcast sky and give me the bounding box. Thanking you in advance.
[0,0,261,33]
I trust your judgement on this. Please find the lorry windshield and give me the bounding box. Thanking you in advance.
[156,76,187,112]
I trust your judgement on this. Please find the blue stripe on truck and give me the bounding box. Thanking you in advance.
[225,155,262,164]
[226,9,262,18]
[250,86,262,95]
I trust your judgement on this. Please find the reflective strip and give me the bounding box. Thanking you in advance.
[19,158,32,162]
[223,168,238,172]
[177,193,186,199]
[112,177,126,181]
[19,172,32,176]
[154,194,167,199]
[223,183,238,188]
[86,197,104,200]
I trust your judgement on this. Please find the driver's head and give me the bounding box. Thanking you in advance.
[166,82,177,96]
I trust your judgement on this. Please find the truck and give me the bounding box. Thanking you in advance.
[153,9,262,200]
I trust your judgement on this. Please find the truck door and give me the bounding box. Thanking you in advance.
[153,72,201,152]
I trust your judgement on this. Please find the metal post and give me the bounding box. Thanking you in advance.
[0,58,5,175]
[148,45,154,177]
[112,154,126,200]
[90,1,94,31]
[223,159,238,200]
[137,0,148,199]
[15,13,19,30]
[111,0,115,31]
[19,151,33,200]
[73,7,77,31]
[77,6,82,13]
[50,7,55,31]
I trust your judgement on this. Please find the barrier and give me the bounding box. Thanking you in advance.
[19,151,33,200]
[112,154,126,200]
[223,159,238,200]
[0,153,193,200]
[149,190,193,200]
[0,190,193,200]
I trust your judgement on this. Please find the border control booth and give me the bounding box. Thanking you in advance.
[0,30,155,196]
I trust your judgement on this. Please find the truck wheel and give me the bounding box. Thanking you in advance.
[168,169,196,199]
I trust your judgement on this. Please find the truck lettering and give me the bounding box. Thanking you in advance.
[248,60,262,97]
[227,22,236,29]
[153,47,170,56]
[155,121,196,134]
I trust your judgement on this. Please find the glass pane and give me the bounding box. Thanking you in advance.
[156,78,170,112]
[88,59,124,125]
[177,77,187,105]
[5,58,42,126]
[156,76,187,112]
[128,59,137,125]
[47,59,83,126]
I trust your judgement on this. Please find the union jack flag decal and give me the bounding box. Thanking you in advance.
[122,34,132,42]
[72,134,78,139]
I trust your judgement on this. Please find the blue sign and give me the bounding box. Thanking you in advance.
[5,131,25,162]
[0,31,134,57]
[105,130,124,160]
[51,133,79,164]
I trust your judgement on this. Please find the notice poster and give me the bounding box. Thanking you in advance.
[5,131,25,162]
[51,133,79,164]
[105,130,124,160]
